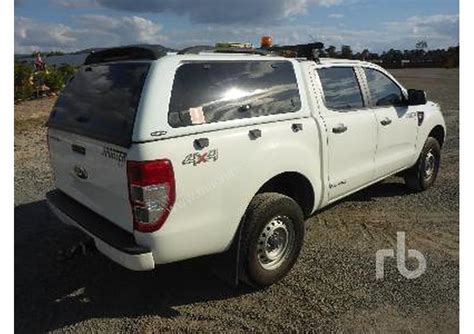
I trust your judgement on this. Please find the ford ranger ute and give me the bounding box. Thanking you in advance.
[46,41,446,287]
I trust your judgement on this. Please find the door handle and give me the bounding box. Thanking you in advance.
[292,123,303,132]
[249,129,262,140]
[193,138,209,150]
[71,144,86,155]
[381,118,392,126]
[332,124,348,134]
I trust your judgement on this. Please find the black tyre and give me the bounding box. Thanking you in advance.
[404,137,441,191]
[239,193,305,287]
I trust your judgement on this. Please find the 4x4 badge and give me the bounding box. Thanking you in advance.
[182,149,218,166]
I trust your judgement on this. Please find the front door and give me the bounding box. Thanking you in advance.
[363,68,418,179]
[317,66,377,201]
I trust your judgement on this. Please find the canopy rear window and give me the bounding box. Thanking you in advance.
[47,62,150,148]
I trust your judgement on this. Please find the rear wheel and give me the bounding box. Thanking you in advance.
[404,137,441,191]
[239,193,305,287]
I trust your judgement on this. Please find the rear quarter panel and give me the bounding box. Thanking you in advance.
[130,55,325,264]
[130,119,322,264]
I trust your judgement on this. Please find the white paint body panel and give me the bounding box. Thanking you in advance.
[321,107,377,201]
[48,129,134,233]
[373,105,418,179]
[47,54,446,269]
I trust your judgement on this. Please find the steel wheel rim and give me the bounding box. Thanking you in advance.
[256,216,295,271]
[424,150,436,179]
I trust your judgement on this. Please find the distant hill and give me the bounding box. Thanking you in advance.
[14,44,176,66]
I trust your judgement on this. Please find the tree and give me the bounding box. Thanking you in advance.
[318,48,328,58]
[361,49,370,61]
[341,45,353,59]
[14,63,34,100]
[416,40,428,50]
[326,45,337,58]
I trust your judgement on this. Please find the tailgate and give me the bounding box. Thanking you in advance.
[48,129,133,232]
[46,61,151,233]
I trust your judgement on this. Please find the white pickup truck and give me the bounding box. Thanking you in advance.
[46,43,446,287]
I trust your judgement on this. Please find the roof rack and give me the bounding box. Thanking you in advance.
[267,42,324,62]
[215,48,270,56]
[84,41,325,64]
[177,42,325,62]
[177,46,270,56]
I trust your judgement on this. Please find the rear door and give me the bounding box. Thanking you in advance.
[362,67,418,179]
[47,62,150,233]
[316,66,377,201]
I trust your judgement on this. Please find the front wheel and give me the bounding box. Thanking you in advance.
[239,193,305,287]
[404,137,441,191]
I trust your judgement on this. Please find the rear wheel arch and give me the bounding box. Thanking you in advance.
[239,192,305,287]
[256,172,315,218]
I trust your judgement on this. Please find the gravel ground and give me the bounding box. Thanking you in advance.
[14,68,459,333]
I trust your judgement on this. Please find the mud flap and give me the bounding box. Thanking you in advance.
[208,222,243,287]
[208,217,257,288]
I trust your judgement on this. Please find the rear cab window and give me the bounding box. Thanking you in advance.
[168,61,301,127]
[47,62,150,148]
[317,67,365,111]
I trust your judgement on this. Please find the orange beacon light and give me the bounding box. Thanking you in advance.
[260,36,273,49]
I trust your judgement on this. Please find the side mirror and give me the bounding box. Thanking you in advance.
[407,89,427,106]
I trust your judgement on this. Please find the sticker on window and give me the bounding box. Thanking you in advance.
[189,107,206,124]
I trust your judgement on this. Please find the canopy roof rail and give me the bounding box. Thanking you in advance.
[84,46,166,65]
[84,42,325,64]
[177,45,215,55]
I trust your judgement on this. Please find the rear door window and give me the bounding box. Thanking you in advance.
[168,61,301,127]
[317,67,365,111]
[47,62,150,148]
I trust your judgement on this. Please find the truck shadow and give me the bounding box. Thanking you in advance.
[316,180,413,214]
[342,180,413,202]
[14,200,252,333]
[14,181,410,332]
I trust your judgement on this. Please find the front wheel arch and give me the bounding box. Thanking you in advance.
[428,125,445,148]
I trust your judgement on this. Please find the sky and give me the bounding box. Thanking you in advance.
[14,0,459,54]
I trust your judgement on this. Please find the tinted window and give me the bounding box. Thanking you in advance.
[47,62,150,148]
[317,67,364,111]
[364,68,404,106]
[168,61,301,127]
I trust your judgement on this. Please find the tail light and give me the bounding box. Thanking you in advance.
[127,160,176,233]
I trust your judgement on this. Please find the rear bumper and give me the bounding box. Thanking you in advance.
[46,190,155,271]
